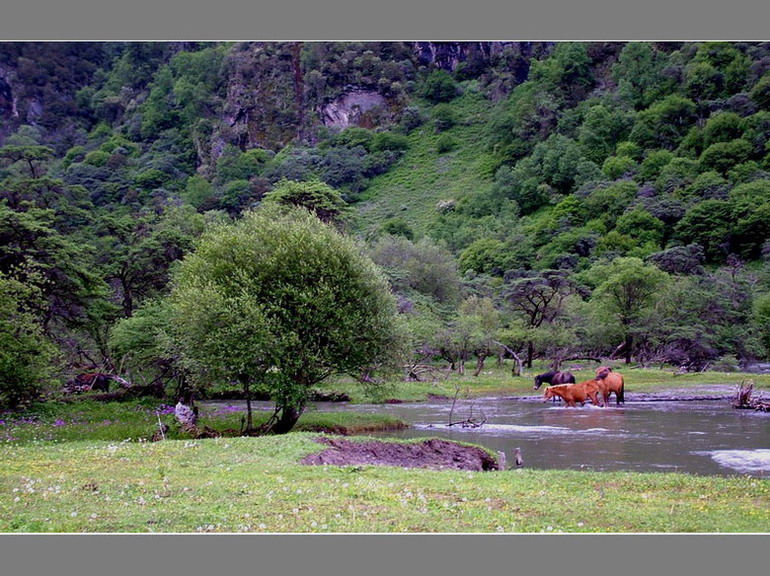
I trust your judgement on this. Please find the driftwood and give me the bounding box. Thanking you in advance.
[405,363,447,382]
[733,380,770,412]
[448,384,486,428]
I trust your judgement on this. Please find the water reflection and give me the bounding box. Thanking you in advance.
[203,397,770,477]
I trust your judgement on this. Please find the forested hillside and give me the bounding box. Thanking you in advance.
[3,41,770,408]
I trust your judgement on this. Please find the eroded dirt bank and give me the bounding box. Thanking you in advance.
[301,436,500,471]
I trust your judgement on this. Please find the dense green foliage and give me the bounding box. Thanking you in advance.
[4,41,770,410]
[167,206,406,433]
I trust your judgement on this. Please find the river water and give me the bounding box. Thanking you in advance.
[203,395,770,478]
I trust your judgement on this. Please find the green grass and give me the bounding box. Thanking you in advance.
[0,399,408,446]
[2,366,769,533]
[354,86,499,239]
[1,433,768,533]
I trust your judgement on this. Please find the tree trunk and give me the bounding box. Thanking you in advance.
[526,340,534,368]
[473,353,487,377]
[624,333,633,364]
[272,405,303,434]
[458,352,466,375]
[493,341,524,378]
[244,380,253,432]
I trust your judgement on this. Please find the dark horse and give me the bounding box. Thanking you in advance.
[533,370,576,390]
[66,372,130,393]
[533,370,576,404]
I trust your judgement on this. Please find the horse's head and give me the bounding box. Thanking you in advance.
[596,366,612,379]
[543,388,554,402]
[533,375,543,390]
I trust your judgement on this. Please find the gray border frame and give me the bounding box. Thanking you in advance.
[3,1,770,40]
[2,0,769,573]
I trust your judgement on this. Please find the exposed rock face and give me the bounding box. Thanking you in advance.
[0,66,15,121]
[413,41,504,71]
[0,41,558,151]
[320,89,387,129]
[413,41,554,74]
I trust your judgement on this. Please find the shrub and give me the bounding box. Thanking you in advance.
[435,134,457,154]
[370,132,409,153]
[432,103,458,132]
[421,69,458,103]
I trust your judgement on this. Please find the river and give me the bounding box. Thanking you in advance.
[203,394,770,477]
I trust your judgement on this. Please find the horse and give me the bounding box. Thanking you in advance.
[542,379,602,408]
[595,366,625,406]
[66,372,131,394]
[533,370,576,390]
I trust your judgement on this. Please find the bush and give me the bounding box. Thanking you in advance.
[699,139,753,174]
[432,103,458,132]
[435,134,457,154]
[381,218,415,240]
[421,69,458,103]
[0,272,58,409]
[398,106,426,132]
[602,155,637,180]
[370,132,409,153]
[82,150,111,167]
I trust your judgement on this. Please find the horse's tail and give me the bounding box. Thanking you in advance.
[618,379,625,404]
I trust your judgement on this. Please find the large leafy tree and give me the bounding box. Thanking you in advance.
[93,203,206,317]
[368,234,461,307]
[586,257,670,364]
[502,269,584,367]
[169,205,406,434]
[260,178,350,228]
[612,42,671,110]
[0,269,58,408]
[673,199,735,262]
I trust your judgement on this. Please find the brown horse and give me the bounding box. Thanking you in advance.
[595,366,625,406]
[542,379,602,408]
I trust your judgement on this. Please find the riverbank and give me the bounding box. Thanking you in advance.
[2,367,769,532]
[2,432,769,533]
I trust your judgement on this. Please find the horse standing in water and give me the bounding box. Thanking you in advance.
[595,366,625,406]
[542,379,602,408]
[533,370,576,390]
[533,370,575,403]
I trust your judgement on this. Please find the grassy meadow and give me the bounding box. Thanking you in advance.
[2,363,770,533]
